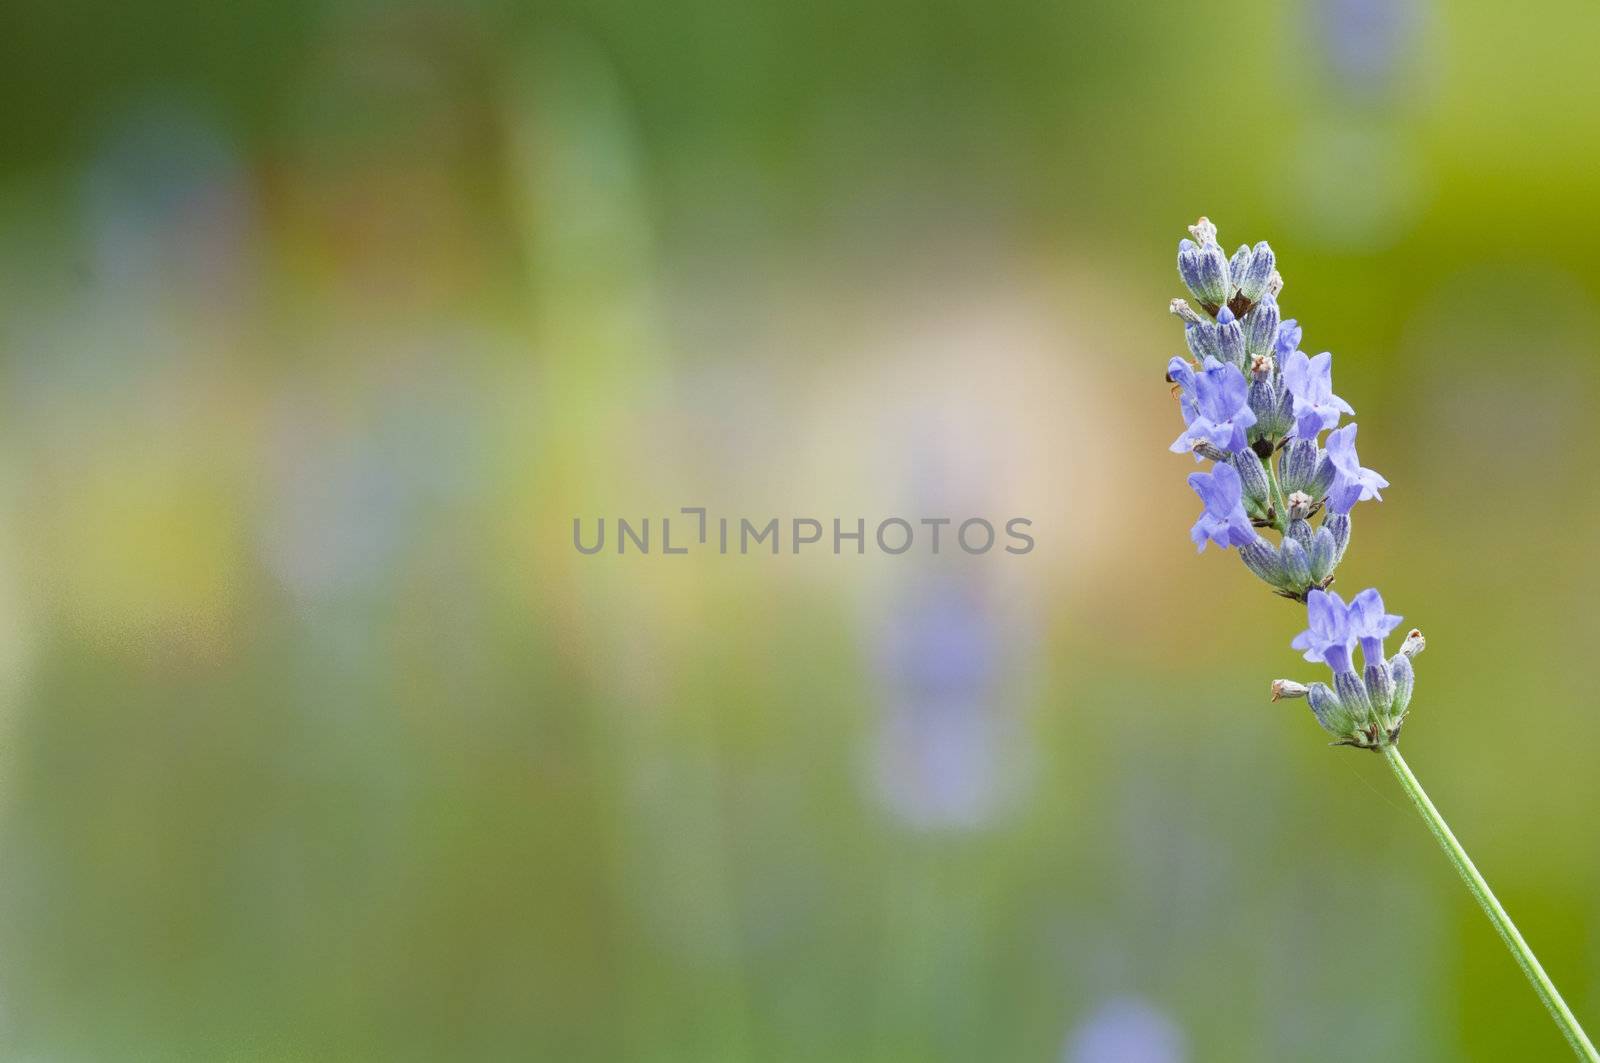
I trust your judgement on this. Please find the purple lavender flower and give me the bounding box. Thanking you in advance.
[1324,477,1364,515]
[1169,358,1257,458]
[1166,355,1196,394]
[1325,423,1388,502]
[1166,356,1197,424]
[1290,588,1357,673]
[1282,350,1354,439]
[1187,463,1256,552]
[1274,318,1302,359]
[1348,587,1403,665]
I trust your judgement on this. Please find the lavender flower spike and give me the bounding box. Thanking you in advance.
[1162,217,1600,1056]
[1282,350,1354,439]
[1187,463,1256,552]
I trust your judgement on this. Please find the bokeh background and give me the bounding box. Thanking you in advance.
[2,0,1599,1059]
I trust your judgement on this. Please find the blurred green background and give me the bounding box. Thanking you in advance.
[3,0,1600,1059]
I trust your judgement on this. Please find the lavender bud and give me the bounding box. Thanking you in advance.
[1286,517,1315,551]
[1271,679,1309,700]
[1170,298,1208,327]
[1265,271,1284,299]
[1240,537,1288,588]
[1248,377,1287,438]
[1272,384,1296,438]
[1308,526,1338,582]
[1229,245,1252,298]
[1243,299,1280,359]
[1188,216,1218,245]
[1215,307,1245,368]
[1279,439,1318,493]
[1309,452,1337,497]
[1399,628,1426,659]
[1185,323,1220,362]
[1166,355,1196,388]
[1281,537,1313,587]
[1192,439,1231,463]
[1333,669,1373,723]
[1364,659,1395,715]
[1247,355,1288,436]
[1389,654,1416,715]
[1178,239,1231,309]
[1287,491,1316,521]
[1325,512,1351,562]
[1307,681,1355,737]
[1232,449,1271,510]
[1236,241,1276,303]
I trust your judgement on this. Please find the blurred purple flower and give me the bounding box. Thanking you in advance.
[872,581,1019,831]
[1063,997,1187,1063]
[1313,0,1422,93]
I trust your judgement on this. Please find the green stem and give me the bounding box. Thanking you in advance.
[1381,743,1599,1061]
[1262,444,1290,534]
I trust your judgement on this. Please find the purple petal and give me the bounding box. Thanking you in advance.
[1308,352,1335,399]
[1167,356,1196,392]
[1282,350,1311,397]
